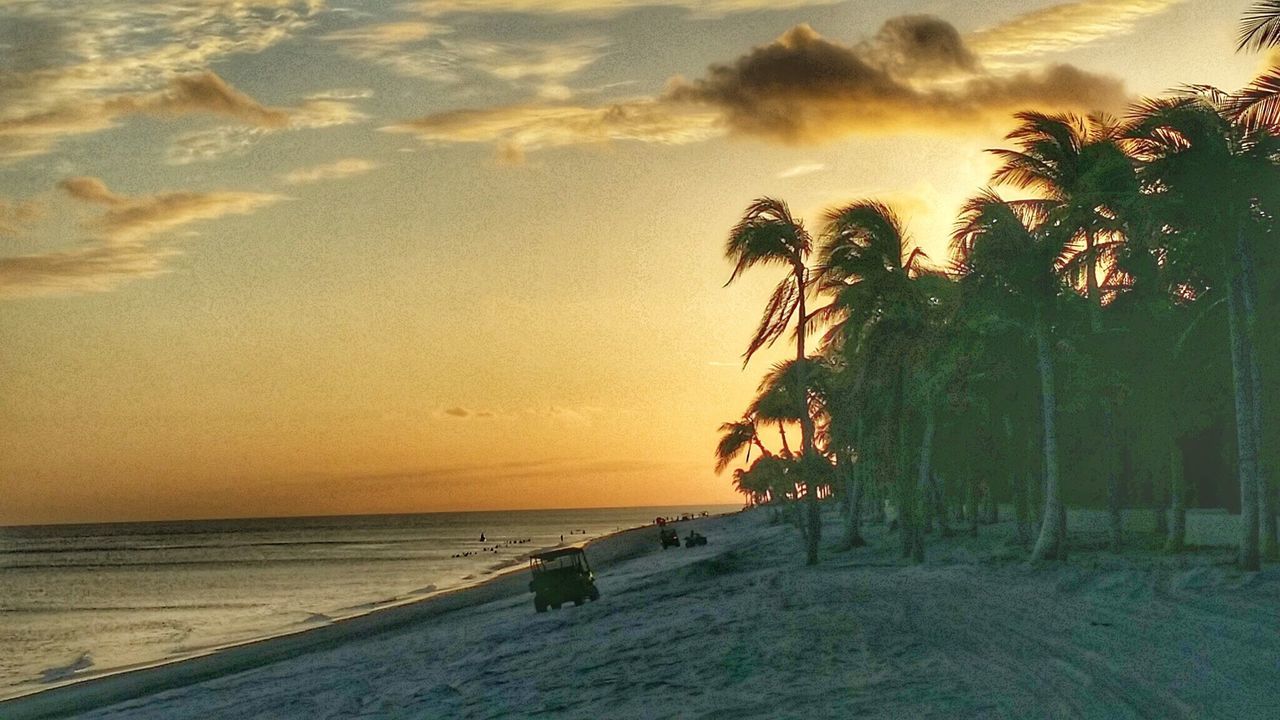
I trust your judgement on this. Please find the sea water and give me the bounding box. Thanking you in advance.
[0,505,735,700]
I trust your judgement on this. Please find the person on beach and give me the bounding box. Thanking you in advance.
[480,533,485,542]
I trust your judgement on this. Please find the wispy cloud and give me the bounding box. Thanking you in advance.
[383,100,720,163]
[59,176,283,244]
[0,198,43,237]
[279,158,380,185]
[323,15,609,97]
[164,93,368,165]
[968,0,1187,61]
[0,1,323,161]
[776,163,825,179]
[0,178,281,298]
[323,20,455,79]
[404,0,843,19]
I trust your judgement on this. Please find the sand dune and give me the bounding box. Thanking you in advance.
[7,509,1279,719]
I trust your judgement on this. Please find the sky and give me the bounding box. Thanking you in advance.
[0,0,1267,525]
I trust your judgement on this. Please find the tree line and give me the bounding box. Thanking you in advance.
[715,4,1280,570]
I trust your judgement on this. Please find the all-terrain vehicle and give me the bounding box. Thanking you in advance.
[684,531,707,548]
[528,547,600,612]
[659,526,680,549]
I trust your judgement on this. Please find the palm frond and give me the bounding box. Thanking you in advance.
[1238,1,1280,52]
[743,274,800,365]
[1233,67,1280,132]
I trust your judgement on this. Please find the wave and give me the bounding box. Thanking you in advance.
[0,555,435,570]
[0,537,446,556]
[2,601,267,614]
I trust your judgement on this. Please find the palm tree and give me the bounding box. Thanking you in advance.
[714,417,771,475]
[953,191,1070,563]
[725,197,822,564]
[989,112,1141,552]
[1127,90,1280,569]
[989,111,1136,319]
[812,201,948,562]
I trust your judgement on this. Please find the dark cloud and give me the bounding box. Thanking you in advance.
[664,22,1126,143]
[865,14,979,78]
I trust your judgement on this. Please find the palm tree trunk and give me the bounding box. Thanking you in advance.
[1235,220,1276,562]
[1006,415,1030,545]
[793,264,820,566]
[842,462,867,549]
[1105,407,1122,553]
[1166,441,1186,553]
[1227,270,1261,571]
[912,408,936,562]
[1031,303,1067,563]
[1153,466,1169,538]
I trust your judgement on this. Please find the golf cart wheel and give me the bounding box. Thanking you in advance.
[535,598,548,613]
[551,603,562,610]
[573,597,584,606]
[589,587,600,601]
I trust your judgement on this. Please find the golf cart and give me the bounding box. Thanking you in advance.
[528,547,600,612]
[684,530,707,548]
[659,526,680,549]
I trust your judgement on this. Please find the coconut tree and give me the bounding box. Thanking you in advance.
[714,417,772,475]
[1127,90,1280,569]
[954,191,1070,562]
[989,112,1136,317]
[725,197,822,564]
[989,111,1140,552]
[812,201,952,562]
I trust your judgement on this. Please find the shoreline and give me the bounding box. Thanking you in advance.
[1,514,729,720]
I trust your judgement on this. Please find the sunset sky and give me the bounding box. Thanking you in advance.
[0,0,1267,524]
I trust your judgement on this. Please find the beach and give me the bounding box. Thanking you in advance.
[5,508,1278,719]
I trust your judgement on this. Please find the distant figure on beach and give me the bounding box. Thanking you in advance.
[480,533,485,542]
[560,534,564,543]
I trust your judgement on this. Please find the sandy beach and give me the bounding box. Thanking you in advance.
[4,508,1277,720]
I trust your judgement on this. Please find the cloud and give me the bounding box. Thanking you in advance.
[862,14,979,78]
[58,176,283,244]
[2,71,362,162]
[279,158,379,185]
[776,163,825,179]
[383,100,721,161]
[163,97,367,165]
[307,88,376,101]
[108,71,291,127]
[166,126,266,165]
[664,23,1126,143]
[0,199,43,237]
[404,0,842,18]
[438,406,498,419]
[968,0,1186,61]
[0,178,281,298]
[0,1,324,161]
[388,17,1127,159]
[323,20,455,79]
[323,16,608,96]
[0,242,175,299]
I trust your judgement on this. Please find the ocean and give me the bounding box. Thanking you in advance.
[0,505,736,700]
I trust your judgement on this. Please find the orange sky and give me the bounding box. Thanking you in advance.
[0,0,1265,524]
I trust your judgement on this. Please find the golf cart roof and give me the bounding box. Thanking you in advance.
[531,546,586,561]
